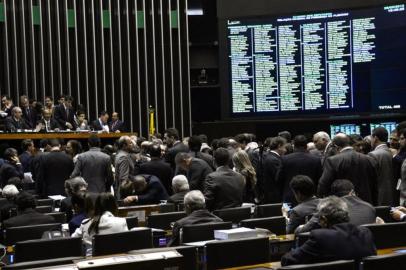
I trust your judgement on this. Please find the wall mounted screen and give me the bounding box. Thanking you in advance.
[227,4,406,117]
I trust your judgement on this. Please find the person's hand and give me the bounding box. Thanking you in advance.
[11,156,20,165]
[66,122,73,129]
[281,205,289,218]
[395,206,406,213]
[123,195,138,205]
[54,128,60,132]
[391,210,405,221]
[376,216,385,224]
[115,130,121,133]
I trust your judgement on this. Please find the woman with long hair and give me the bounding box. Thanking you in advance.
[65,140,82,163]
[232,150,257,203]
[72,192,128,255]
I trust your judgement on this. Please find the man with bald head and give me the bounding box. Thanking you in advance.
[311,131,331,158]
[36,109,60,132]
[318,134,378,205]
[4,107,29,132]
[121,174,168,205]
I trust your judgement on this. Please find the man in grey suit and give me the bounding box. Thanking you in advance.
[369,127,395,206]
[203,148,245,211]
[70,135,113,193]
[114,136,136,198]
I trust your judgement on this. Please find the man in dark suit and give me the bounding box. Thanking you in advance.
[369,127,395,206]
[1,95,15,117]
[168,190,223,246]
[4,107,29,132]
[90,111,110,132]
[20,96,37,129]
[168,175,190,203]
[36,109,60,132]
[188,135,215,170]
[0,184,19,222]
[286,175,320,234]
[3,192,55,229]
[164,128,189,170]
[0,148,24,187]
[280,135,322,206]
[109,112,125,132]
[70,135,113,193]
[175,152,213,191]
[53,95,77,130]
[281,196,376,266]
[257,136,287,203]
[139,143,173,195]
[318,135,378,205]
[36,139,74,197]
[121,174,169,205]
[310,131,331,159]
[18,139,35,173]
[203,148,245,211]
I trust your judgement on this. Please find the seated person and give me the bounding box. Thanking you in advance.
[0,184,19,222]
[296,179,376,234]
[3,192,55,229]
[121,174,169,205]
[4,107,28,132]
[284,175,320,234]
[168,190,223,246]
[90,111,109,132]
[35,109,60,132]
[0,148,24,188]
[69,191,87,235]
[60,176,88,222]
[168,175,190,203]
[76,111,89,131]
[390,206,406,222]
[281,196,376,266]
[72,192,128,256]
[109,112,125,133]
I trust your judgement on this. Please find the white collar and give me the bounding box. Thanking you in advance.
[270,150,280,156]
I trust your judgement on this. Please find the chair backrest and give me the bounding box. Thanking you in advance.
[5,223,62,246]
[362,222,406,249]
[278,260,356,270]
[125,216,139,229]
[374,206,392,223]
[205,237,270,270]
[177,202,185,211]
[14,237,83,263]
[181,222,233,243]
[0,197,8,208]
[92,228,153,256]
[45,212,67,224]
[129,245,199,270]
[147,211,187,230]
[362,253,406,270]
[2,256,84,270]
[35,205,53,213]
[256,203,282,218]
[240,216,286,235]
[159,203,176,213]
[213,207,251,224]
[36,199,54,207]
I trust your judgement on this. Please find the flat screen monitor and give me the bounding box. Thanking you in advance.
[370,121,397,137]
[225,4,406,118]
[330,124,361,138]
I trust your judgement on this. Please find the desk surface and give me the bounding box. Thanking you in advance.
[377,246,406,255]
[0,132,133,140]
[221,262,280,269]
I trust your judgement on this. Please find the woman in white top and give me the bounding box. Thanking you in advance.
[72,192,128,256]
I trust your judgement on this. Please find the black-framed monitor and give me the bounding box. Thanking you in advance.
[221,2,406,119]
[330,124,361,138]
[370,121,397,135]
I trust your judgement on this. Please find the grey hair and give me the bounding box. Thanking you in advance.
[172,175,189,192]
[2,184,19,199]
[184,190,205,212]
[313,131,331,142]
[317,196,349,226]
[64,176,88,196]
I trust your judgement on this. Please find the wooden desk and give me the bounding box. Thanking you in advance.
[0,132,133,140]
[377,246,406,255]
[117,204,161,226]
[221,262,280,269]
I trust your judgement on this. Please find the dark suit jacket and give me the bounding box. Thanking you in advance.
[4,117,29,132]
[281,223,376,266]
[287,197,320,234]
[133,174,169,204]
[280,150,322,205]
[37,118,60,132]
[318,149,378,205]
[0,161,24,187]
[342,195,376,226]
[169,209,223,246]
[190,151,216,170]
[36,151,74,197]
[187,158,213,191]
[19,151,33,173]
[53,104,77,130]
[21,106,37,129]
[139,158,174,195]
[168,190,189,203]
[259,151,283,203]
[165,142,189,170]
[3,208,56,229]
[0,200,16,222]
[90,119,107,131]
[204,166,245,211]
[109,120,125,132]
